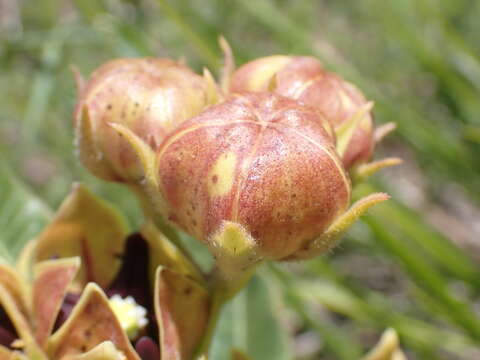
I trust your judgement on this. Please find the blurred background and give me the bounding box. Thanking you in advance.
[1,1,480,359]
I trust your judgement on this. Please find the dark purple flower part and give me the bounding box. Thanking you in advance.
[53,292,81,332]
[53,233,160,352]
[107,233,152,311]
[0,307,16,348]
[107,233,158,342]
[135,336,160,360]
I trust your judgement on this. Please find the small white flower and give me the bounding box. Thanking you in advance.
[108,294,149,340]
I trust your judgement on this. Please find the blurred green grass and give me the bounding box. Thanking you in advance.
[1,0,480,359]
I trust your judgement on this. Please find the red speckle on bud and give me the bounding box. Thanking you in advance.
[73,58,216,183]
[155,92,351,260]
[230,56,375,170]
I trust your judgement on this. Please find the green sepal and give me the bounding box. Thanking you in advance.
[76,106,117,181]
[290,192,390,260]
[208,221,262,283]
[353,157,403,183]
[108,123,158,188]
[108,123,165,214]
[336,101,374,158]
[219,36,235,94]
[373,122,396,143]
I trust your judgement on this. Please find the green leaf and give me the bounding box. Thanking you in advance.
[364,213,480,342]
[269,264,363,360]
[0,160,52,263]
[299,274,477,357]
[210,273,291,360]
[355,183,480,289]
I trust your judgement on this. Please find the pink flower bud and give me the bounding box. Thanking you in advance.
[230,56,374,170]
[73,58,217,183]
[155,92,351,260]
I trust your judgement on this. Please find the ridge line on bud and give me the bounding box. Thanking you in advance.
[149,92,352,264]
[229,55,400,177]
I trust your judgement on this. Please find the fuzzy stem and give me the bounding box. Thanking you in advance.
[195,264,259,358]
[195,286,228,358]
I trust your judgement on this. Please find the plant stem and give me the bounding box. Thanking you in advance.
[195,284,228,358]
[195,264,259,357]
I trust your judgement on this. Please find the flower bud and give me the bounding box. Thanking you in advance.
[153,92,351,261]
[113,92,389,277]
[73,58,217,183]
[229,56,376,170]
